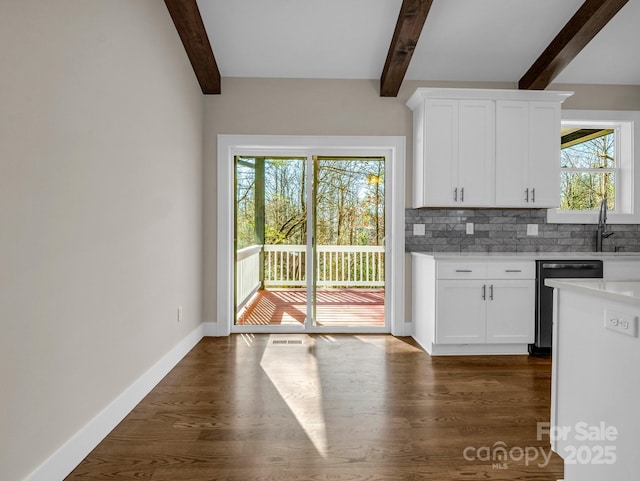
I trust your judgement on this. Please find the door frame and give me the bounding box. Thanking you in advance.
[217,134,406,336]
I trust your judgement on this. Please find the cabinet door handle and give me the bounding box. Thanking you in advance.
[482,284,486,300]
[461,187,464,202]
[532,188,536,203]
[525,188,529,203]
[455,269,472,272]
[505,269,522,273]
[489,284,494,300]
[454,187,458,202]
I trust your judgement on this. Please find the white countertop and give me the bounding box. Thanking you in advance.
[545,279,640,307]
[410,251,640,261]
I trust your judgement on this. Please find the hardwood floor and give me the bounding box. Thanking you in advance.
[65,335,563,480]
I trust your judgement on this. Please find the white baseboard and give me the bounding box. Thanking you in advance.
[410,332,431,354]
[427,342,530,356]
[24,324,206,481]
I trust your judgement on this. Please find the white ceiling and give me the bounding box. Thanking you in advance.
[197,0,640,86]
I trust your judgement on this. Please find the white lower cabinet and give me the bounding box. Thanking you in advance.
[412,254,535,355]
[436,279,534,345]
[485,280,535,343]
[437,280,486,344]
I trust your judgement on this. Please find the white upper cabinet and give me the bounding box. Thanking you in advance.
[408,88,572,209]
[528,101,562,206]
[417,98,495,207]
[495,101,528,206]
[421,99,458,206]
[495,100,561,207]
[458,100,495,206]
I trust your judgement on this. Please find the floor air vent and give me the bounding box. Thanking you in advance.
[272,339,304,345]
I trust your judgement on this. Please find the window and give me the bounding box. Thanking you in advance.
[560,126,617,211]
[547,110,640,224]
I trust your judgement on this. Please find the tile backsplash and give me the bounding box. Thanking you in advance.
[405,208,640,253]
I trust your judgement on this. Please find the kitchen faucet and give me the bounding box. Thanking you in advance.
[595,199,614,252]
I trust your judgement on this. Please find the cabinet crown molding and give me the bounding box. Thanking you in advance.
[407,88,574,111]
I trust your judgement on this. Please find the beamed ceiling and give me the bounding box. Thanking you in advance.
[165,0,636,97]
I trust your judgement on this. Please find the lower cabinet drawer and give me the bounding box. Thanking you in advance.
[437,261,487,280]
[486,261,535,279]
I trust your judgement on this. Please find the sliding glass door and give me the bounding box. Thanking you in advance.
[234,154,385,331]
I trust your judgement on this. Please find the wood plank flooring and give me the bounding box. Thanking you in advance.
[65,335,563,481]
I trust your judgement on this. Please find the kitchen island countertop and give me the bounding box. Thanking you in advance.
[545,279,640,307]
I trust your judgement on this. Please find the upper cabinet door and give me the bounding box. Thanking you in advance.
[495,100,561,208]
[495,100,529,207]
[422,99,458,206]
[415,99,494,207]
[528,101,561,207]
[458,100,495,206]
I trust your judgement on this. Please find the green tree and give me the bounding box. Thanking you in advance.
[561,132,615,211]
[235,157,385,247]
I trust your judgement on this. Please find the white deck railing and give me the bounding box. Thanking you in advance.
[313,245,385,288]
[236,244,385,306]
[236,245,262,308]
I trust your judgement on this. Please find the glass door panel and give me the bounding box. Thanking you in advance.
[234,156,308,327]
[312,157,385,328]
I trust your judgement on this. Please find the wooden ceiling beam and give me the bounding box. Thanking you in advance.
[561,128,613,148]
[165,0,221,94]
[380,0,433,97]
[519,0,628,90]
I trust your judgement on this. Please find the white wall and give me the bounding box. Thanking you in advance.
[0,2,203,480]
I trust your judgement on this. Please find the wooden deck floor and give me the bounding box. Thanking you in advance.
[65,335,564,481]
[236,288,385,327]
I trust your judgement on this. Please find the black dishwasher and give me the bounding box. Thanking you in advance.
[529,259,603,355]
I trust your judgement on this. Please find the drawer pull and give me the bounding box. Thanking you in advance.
[455,269,473,272]
[505,269,522,273]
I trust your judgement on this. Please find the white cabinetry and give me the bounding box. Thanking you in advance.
[486,279,535,343]
[416,99,494,207]
[495,101,561,207]
[408,88,572,209]
[412,254,535,355]
[603,260,640,280]
[437,280,486,343]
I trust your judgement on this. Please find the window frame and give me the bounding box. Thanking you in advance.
[560,123,619,212]
[547,110,640,224]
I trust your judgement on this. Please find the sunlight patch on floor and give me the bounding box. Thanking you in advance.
[355,335,423,352]
[259,335,328,457]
